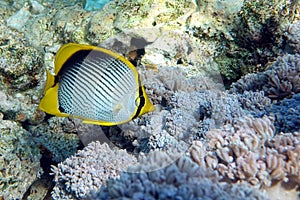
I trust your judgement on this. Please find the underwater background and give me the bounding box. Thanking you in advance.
[0,0,299,199]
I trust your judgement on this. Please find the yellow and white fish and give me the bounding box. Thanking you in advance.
[39,43,155,126]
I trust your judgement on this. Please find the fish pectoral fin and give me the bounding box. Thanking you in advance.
[113,103,123,113]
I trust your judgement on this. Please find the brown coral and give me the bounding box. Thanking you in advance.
[190,115,300,188]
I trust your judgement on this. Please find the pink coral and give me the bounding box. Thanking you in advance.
[190,115,300,188]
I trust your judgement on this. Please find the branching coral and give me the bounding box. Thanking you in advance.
[264,54,300,99]
[88,151,269,200]
[190,115,300,188]
[99,66,271,154]
[51,141,137,199]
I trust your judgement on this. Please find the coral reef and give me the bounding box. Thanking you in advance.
[231,53,300,100]
[88,151,269,200]
[264,54,300,100]
[0,15,46,124]
[52,5,91,44]
[62,118,109,147]
[0,117,42,199]
[51,141,137,199]
[189,0,243,39]
[189,115,300,189]
[186,0,245,81]
[25,175,53,200]
[2,0,222,80]
[106,66,273,154]
[190,0,300,81]
[33,131,80,163]
[110,0,193,30]
[0,90,45,124]
[0,0,299,199]
[6,7,31,32]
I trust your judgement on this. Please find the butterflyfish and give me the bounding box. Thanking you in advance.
[39,43,155,126]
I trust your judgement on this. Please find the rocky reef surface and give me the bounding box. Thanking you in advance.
[0,0,299,199]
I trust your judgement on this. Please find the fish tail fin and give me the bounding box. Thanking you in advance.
[139,87,156,116]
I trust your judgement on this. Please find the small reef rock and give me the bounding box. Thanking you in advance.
[0,117,42,200]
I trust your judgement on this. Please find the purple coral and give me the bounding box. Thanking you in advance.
[270,93,300,133]
[51,141,137,199]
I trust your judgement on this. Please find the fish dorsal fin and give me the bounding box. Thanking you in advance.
[55,43,96,75]
[55,43,138,75]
